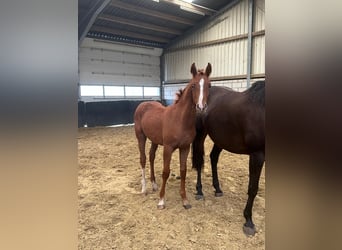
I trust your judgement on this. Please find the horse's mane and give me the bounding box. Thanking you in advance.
[245,80,265,107]
[173,88,184,104]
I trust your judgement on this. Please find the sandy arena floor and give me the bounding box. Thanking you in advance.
[78,126,265,249]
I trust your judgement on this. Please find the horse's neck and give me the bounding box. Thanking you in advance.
[175,86,196,121]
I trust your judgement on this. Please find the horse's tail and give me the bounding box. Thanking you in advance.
[192,115,206,171]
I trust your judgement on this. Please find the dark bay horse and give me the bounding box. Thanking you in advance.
[192,81,265,235]
[134,63,212,209]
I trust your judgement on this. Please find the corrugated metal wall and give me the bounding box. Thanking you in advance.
[79,38,162,87]
[78,0,265,104]
[254,0,265,31]
[163,0,265,102]
[252,0,265,75]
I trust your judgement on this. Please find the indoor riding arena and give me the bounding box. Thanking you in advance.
[78,0,265,249]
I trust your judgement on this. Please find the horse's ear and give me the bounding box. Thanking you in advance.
[190,63,197,77]
[205,63,212,77]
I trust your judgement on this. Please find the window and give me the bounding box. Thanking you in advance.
[79,84,160,99]
[104,86,124,97]
[144,87,160,96]
[80,85,103,96]
[125,86,143,96]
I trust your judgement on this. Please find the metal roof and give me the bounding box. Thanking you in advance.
[79,0,236,48]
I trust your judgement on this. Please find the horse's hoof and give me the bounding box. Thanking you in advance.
[215,192,223,197]
[195,194,204,200]
[243,225,256,236]
[157,204,165,210]
[183,204,192,209]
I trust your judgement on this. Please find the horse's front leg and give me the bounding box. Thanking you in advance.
[191,127,207,200]
[157,145,173,209]
[179,145,191,209]
[195,167,204,200]
[243,151,264,236]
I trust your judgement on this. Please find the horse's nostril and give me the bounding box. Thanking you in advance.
[196,103,207,112]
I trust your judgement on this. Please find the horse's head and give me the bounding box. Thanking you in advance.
[190,62,212,112]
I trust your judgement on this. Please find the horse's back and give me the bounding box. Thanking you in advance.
[134,101,163,119]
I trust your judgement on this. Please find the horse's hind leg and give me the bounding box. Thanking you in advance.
[136,132,147,194]
[210,144,223,196]
[243,151,264,236]
[149,143,158,191]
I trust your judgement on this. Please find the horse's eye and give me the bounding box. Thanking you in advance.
[192,84,195,89]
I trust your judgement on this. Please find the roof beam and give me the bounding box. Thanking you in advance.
[161,0,216,16]
[79,0,111,45]
[98,14,182,35]
[165,0,241,49]
[109,0,195,26]
[91,25,170,43]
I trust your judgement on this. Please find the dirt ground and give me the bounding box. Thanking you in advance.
[78,126,265,249]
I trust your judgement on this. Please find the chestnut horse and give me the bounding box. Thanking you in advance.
[134,63,212,209]
[192,81,265,235]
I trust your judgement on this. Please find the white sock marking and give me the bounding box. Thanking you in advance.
[158,198,165,207]
[141,169,147,193]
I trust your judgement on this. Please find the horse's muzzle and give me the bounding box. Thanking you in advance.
[196,103,208,112]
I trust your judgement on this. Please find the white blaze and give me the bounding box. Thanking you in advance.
[198,78,204,109]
